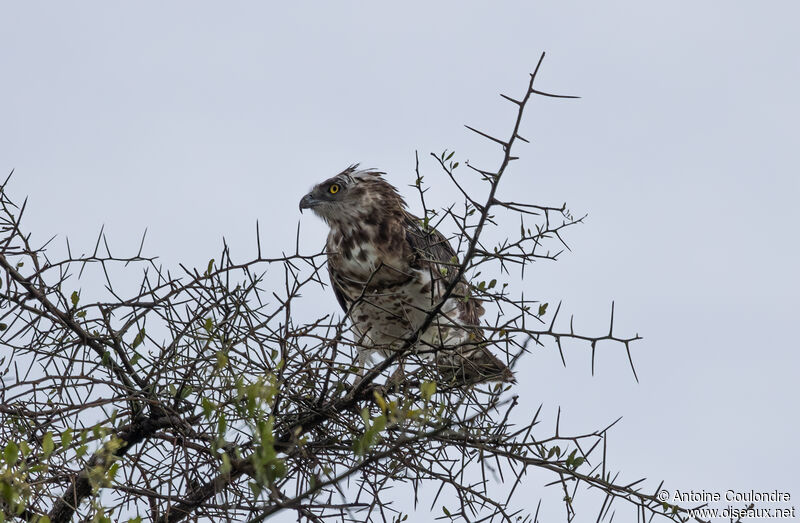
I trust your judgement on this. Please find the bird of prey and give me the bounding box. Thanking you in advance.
[299,165,514,385]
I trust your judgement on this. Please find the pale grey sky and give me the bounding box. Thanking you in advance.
[2,2,798,521]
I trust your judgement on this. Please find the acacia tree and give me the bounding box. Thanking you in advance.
[1,54,706,523]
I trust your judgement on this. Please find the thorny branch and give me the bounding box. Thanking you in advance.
[0,54,707,523]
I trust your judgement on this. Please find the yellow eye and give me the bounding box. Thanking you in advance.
[329,184,340,194]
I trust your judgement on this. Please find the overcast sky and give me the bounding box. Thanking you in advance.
[2,2,798,521]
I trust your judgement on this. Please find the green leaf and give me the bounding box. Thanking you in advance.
[488,279,497,289]
[218,413,227,436]
[206,258,215,276]
[566,449,577,466]
[538,303,548,316]
[445,151,455,161]
[76,311,87,318]
[443,506,451,517]
[203,317,213,332]
[71,291,80,307]
[219,453,231,474]
[249,481,262,498]
[216,351,228,370]
[131,328,146,349]
[61,428,73,449]
[420,381,436,402]
[179,386,193,400]
[202,398,215,418]
[0,323,7,331]
[373,391,387,412]
[4,441,19,465]
[42,432,54,458]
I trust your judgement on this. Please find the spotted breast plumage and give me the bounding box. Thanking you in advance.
[299,165,514,385]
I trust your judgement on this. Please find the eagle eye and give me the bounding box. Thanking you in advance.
[328,183,340,194]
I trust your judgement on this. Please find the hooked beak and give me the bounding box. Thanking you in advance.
[299,193,318,213]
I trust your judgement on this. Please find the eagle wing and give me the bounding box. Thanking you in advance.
[403,212,514,384]
[325,208,514,384]
[328,267,350,313]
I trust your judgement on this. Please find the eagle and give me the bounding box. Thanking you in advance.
[299,165,514,385]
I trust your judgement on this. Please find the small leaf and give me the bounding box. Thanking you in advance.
[76,310,87,318]
[218,413,227,435]
[202,398,215,418]
[538,303,548,316]
[220,453,231,474]
[132,328,146,348]
[373,391,387,412]
[443,506,451,517]
[249,481,262,498]
[206,258,215,276]
[420,381,436,402]
[488,279,497,289]
[179,386,193,400]
[42,432,54,458]
[4,441,19,465]
[71,291,80,307]
[61,428,73,449]
[0,323,7,331]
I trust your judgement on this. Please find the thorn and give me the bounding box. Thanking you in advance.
[625,342,639,383]
[555,406,561,437]
[464,125,509,148]
[530,89,581,99]
[500,93,522,105]
[609,301,615,337]
[256,220,262,258]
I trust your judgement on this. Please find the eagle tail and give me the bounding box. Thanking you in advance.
[435,345,516,386]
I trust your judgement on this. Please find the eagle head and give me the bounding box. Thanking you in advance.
[299,164,404,226]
